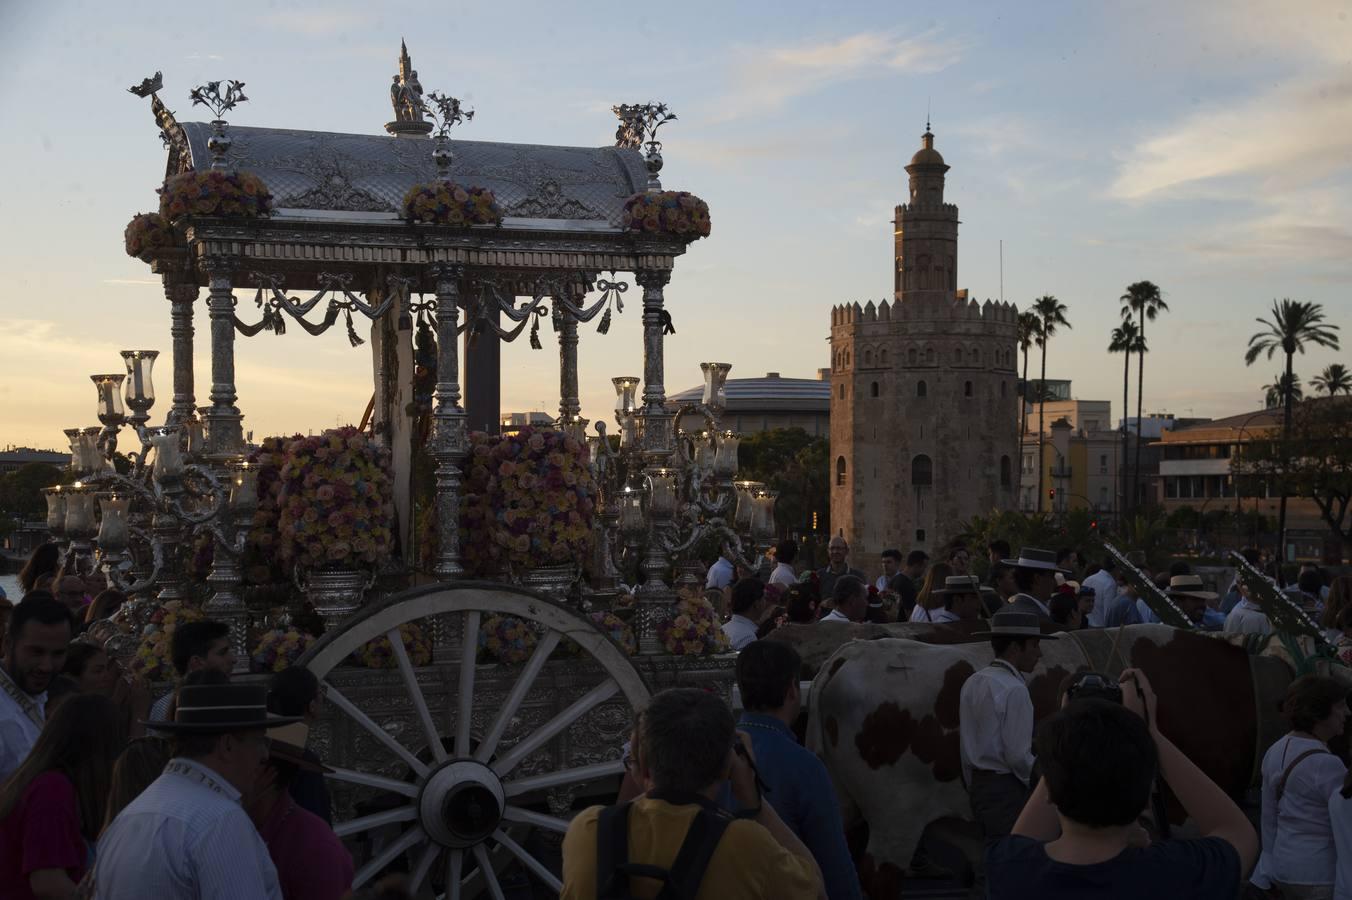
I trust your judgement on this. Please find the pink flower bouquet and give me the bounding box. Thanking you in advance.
[250,628,316,674]
[621,191,711,241]
[657,595,730,656]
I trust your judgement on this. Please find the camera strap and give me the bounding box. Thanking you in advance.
[596,793,734,900]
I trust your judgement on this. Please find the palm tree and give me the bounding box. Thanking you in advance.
[1263,373,1304,409]
[1017,310,1039,438]
[1032,295,1070,512]
[1244,298,1342,568]
[1108,320,1143,515]
[1311,363,1352,396]
[1120,281,1168,509]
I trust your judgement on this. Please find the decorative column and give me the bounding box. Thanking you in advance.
[634,267,675,654]
[201,257,245,460]
[164,280,199,426]
[430,264,468,579]
[557,298,581,426]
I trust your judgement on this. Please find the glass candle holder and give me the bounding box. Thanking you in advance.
[64,485,97,537]
[97,494,131,552]
[44,486,67,532]
[612,376,640,415]
[92,374,126,426]
[713,431,739,478]
[619,487,647,541]
[121,350,158,422]
[149,428,184,482]
[700,362,732,408]
[648,469,678,517]
[733,480,763,531]
[229,460,260,510]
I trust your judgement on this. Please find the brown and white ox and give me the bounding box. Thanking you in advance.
[806,623,1334,898]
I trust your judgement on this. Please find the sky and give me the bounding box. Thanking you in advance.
[1,0,1349,450]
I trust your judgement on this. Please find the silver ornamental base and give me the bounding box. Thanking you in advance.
[305,566,369,631]
[519,564,577,603]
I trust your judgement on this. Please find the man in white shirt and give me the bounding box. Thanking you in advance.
[770,540,799,588]
[960,610,1054,840]
[1082,560,1120,628]
[96,681,301,899]
[1224,585,1273,635]
[926,575,983,623]
[722,578,766,651]
[1001,547,1065,621]
[821,575,867,624]
[705,542,737,591]
[0,596,73,781]
[874,549,902,593]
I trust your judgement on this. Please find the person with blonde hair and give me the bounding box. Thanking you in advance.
[909,563,953,622]
[101,737,171,834]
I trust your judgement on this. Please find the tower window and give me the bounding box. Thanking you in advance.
[1000,455,1011,487]
[1001,381,1007,398]
[911,454,933,486]
[870,381,879,398]
[836,456,846,486]
[908,348,917,366]
[879,349,888,366]
[864,350,873,366]
[838,384,845,400]
[916,529,926,543]
[964,380,973,397]
[917,380,927,398]
[955,348,963,364]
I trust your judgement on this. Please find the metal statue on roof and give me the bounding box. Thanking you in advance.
[387,39,432,136]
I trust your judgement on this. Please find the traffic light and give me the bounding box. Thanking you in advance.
[1048,488,1056,501]
[1090,519,1098,531]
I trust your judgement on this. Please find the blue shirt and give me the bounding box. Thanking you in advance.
[1103,593,1143,628]
[987,834,1241,899]
[736,713,862,900]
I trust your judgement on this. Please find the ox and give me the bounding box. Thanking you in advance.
[806,624,1322,898]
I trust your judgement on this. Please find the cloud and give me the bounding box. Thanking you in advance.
[260,9,372,38]
[714,30,965,120]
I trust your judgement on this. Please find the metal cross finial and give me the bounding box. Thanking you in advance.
[189,80,249,119]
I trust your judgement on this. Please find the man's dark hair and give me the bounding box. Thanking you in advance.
[730,578,765,615]
[774,540,798,566]
[784,583,820,624]
[1298,569,1324,597]
[1048,593,1078,626]
[989,540,1011,559]
[736,641,801,712]
[1101,560,1120,574]
[1055,548,1076,567]
[268,666,320,717]
[639,688,735,793]
[1037,699,1158,827]
[989,562,1013,584]
[170,620,231,677]
[991,635,1035,657]
[881,548,902,562]
[832,574,866,606]
[1083,563,1102,579]
[1013,568,1040,593]
[63,642,104,679]
[906,550,930,567]
[7,596,74,645]
[1282,674,1348,733]
[1169,560,1192,577]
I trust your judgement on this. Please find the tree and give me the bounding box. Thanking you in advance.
[1312,363,1352,397]
[1032,295,1070,512]
[1120,281,1169,510]
[1108,320,1144,515]
[1017,310,1039,438]
[1264,373,1304,409]
[1236,397,1352,549]
[1244,299,1342,561]
[737,428,829,540]
[0,463,63,523]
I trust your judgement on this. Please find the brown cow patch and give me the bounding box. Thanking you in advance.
[829,656,847,678]
[856,701,911,769]
[854,660,975,780]
[858,851,905,900]
[1028,666,1074,722]
[825,715,839,748]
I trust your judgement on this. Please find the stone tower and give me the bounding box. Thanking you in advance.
[829,128,1019,573]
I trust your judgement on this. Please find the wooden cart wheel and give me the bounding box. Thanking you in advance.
[298,581,651,898]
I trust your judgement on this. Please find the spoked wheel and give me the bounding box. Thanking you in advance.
[298,581,651,898]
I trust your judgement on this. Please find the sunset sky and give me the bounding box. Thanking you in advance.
[1,0,1348,449]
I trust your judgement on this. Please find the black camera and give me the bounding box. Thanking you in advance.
[1065,671,1123,704]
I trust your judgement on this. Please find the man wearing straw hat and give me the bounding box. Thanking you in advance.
[1165,574,1226,631]
[95,682,300,898]
[960,611,1057,841]
[1002,548,1068,622]
[927,575,985,624]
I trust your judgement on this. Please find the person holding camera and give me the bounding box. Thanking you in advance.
[986,668,1258,898]
[1255,675,1348,899]
[561,687,823,900]
[960,611,1054,840]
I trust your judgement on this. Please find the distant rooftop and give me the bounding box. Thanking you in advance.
[669,372,831,412]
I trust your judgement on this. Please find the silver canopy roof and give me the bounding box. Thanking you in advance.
[178,122,649,227]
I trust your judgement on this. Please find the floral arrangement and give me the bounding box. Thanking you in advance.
[250,628,316,674]
[621,191,711,242]
[478,614,539,665]
[158,170,274,220]
[124,213,175,258]
[458,426,598,576]
[146,599,205,634]
[276,427,395,571]
[565,610,636,657]
[402,181,502,226]
[658,595,729,656]
[244,435,300,585]
[130,630,174,681]
[352,623,432,669]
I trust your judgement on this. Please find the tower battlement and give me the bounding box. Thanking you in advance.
[831,297,1018,327]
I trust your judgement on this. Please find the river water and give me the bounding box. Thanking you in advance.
[0,573,21,600]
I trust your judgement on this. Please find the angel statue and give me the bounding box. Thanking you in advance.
[402,70,426,122]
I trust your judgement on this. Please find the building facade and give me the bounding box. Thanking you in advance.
[1020,417,1122,518]
[830,128,1020,571]
[668,372,831,436]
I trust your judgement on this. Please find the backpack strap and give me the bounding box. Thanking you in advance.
[663,807,734,900]
[597,802,639,900]
[1275,746,1333,808]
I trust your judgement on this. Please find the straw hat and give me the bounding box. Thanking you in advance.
[1001,547,1070,574]
[1165,574,1218,602]
[143,683,301,734]
[973,610,1059,639]
[932,575,984,596]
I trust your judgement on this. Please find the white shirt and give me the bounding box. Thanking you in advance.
[1225,598,1273,635]
[1328,788,1352,899]
[770,563,798,588]
[821,609,852,624]
[959,660,1035,785]
[929,608,961,623]
[722,614,759,651]
[705,557,735,590]
[1083,569,1119,627]
[1260,734,1346,886]
[0,668,45,782]
[96,757,283,899]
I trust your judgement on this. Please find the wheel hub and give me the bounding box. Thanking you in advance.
[418,759,506,848]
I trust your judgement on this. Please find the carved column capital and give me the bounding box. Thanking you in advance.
[634,268,672,291]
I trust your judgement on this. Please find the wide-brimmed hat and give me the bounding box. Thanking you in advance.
[144,683,301,734]
[973,610,1059,639]
[1166,574,1218,602]
[266,721,331,773]
[933,575,984,596]
[1002,547,1069,574]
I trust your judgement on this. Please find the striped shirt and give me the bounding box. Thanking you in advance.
[95,757,282,899]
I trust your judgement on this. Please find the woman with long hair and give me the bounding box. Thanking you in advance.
[18,544,60,595]
[1319,575,1352,645]
[83,591,127,627]
[1259,675,1348,899]
[909,562,954,622]
[101,737,171,835]
[0,693,122,899]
